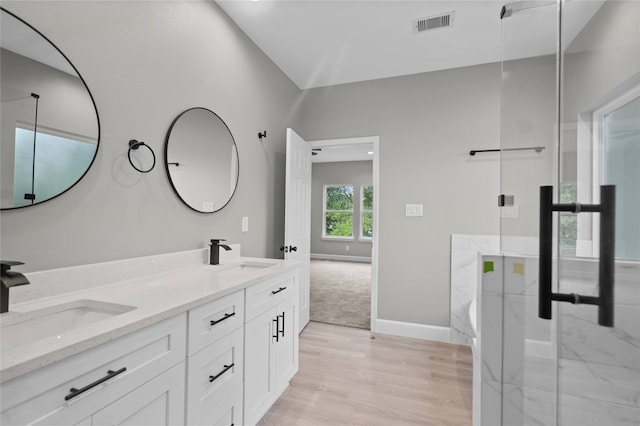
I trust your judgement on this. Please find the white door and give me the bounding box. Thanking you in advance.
[284,128,311,332]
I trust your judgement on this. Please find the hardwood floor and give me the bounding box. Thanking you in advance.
[258,321,473,426]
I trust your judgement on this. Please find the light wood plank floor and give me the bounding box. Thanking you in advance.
[258,321,473,426]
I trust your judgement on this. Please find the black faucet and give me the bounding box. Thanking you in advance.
[1,261,31,314]
[209,239,232,265]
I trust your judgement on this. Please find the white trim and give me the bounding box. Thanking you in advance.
[310,253,371,263]
[310,136,380,332]
[590,84,640,258]
[375,319,451,343]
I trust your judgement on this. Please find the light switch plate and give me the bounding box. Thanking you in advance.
[242,216,249,232]
[501,205,519,218]
[405,204,424,217]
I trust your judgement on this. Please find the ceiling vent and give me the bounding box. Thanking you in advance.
[412,11,455,34]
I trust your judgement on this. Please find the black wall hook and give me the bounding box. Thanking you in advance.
[258,131,267,140]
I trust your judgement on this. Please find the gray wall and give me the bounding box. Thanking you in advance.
[300,65,502,327]
[0,1,301,272]
[311,161,373,258]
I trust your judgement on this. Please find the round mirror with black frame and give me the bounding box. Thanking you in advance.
[0,8,100,210]
[164,107,239,213]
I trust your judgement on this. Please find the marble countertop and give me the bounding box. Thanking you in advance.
[0,257,300,383]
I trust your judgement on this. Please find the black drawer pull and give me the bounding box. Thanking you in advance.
[271,287,286,295]
[65,367,127,401]
[273,317,279,342]
[279,312,285,337]
[209,363,235,383]
[210,312,235,326]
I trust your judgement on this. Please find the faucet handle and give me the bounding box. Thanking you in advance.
[210,239,227,245]
[1,261,25,275]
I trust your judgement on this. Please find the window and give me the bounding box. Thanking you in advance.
[360,185,373,240]
[13,126,96,207]
[577,84,639,260]
[323,185,353,239]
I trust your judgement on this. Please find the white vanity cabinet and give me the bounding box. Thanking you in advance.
[185,290,244,425]
[0,314,186,425]
[244,270,299,426]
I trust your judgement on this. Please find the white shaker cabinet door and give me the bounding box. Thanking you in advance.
[244,308,278,426]
[274,295,299,395]
[91,361,185,426]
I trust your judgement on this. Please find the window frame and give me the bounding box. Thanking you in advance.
[322,184,354,241]
[576,83,640,258]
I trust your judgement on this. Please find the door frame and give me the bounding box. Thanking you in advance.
[309,136,380,331]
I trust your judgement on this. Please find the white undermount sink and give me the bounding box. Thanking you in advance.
[0,299,136,351]
[213,261,274,275]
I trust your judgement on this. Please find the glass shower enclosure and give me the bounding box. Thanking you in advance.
[495,0,640,425]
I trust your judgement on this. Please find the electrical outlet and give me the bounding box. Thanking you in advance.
[345,245,350,251]
[242,216,249,232]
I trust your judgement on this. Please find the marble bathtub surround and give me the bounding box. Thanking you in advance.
[0,247,301,383]
[449,234,537,346]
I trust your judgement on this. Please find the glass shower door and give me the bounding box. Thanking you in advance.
[498,2,559,425]
[556,0,640,424]
[498,1,640,425]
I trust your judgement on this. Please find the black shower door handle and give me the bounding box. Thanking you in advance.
[538,185,615,327]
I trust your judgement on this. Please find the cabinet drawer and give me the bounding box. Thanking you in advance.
[1,314,187,425]
[245,270,298,321]
[188,290,244,356]
[194,384,242,426]
[186,327,244,425]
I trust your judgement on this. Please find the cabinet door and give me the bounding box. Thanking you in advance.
[91,361,185,426]
[275,295,299,394]
[244,308,277,426]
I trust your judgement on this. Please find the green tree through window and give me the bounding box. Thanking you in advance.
[324,185,353,238]
[361,186,373,239]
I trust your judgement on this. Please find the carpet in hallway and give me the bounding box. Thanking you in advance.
[310,259,371,329]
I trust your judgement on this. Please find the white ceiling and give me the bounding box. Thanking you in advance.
[217,0,505,89]
[0,10,76,76]
[216,0,605,90]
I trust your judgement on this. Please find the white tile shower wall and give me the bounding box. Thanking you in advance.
[11,245,241,305]
[557,259,640,425]
[478,253,640,426]
[450,235,499,345]
[450,234,536,345]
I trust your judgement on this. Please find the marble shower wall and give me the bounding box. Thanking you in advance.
[450,234,536,345]
[478,254,640,426]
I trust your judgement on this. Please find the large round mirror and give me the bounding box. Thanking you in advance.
[0,8,100,210]
[164,107,239,213]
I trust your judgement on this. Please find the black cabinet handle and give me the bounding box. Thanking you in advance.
[271,286,286,295]
[210,312,235,326]
[209,363,234,383]
[539,185,615,327]
[289,245,297,252]
[65,367,127,401]
[273,317,279,342]
[279,312,285,337]
[280,246,288,253]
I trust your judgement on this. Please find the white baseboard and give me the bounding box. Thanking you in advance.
[375,319,451,343]
[310,253,371,263]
